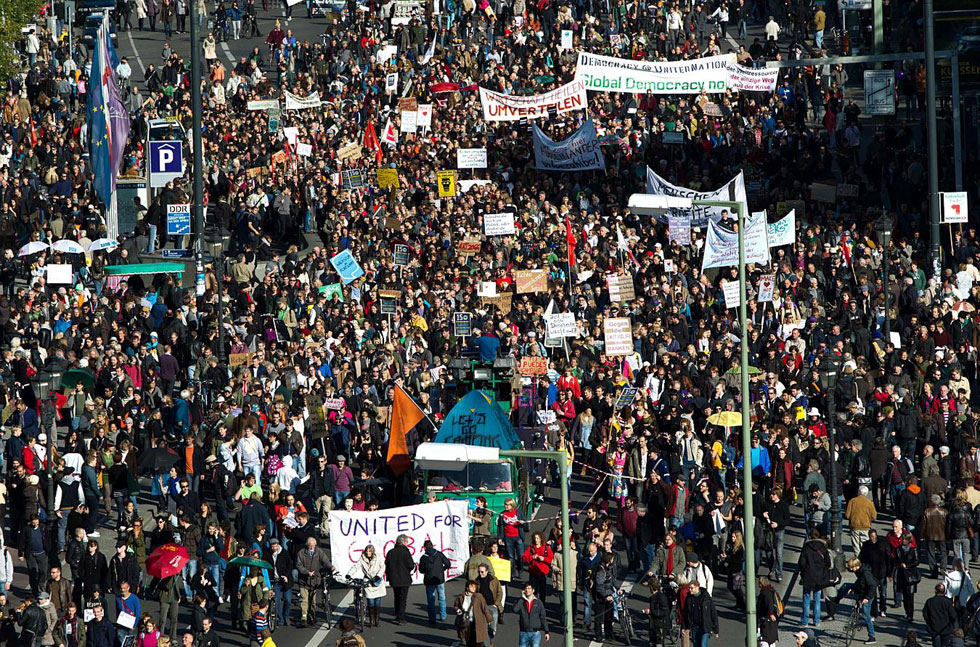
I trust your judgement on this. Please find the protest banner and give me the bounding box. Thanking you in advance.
[436,170,457,197]
[837,183,859,198]
[296,143,313,157]
[646,167,748,226]
[767,209,795,247]
[398,97,419,112]
[341,170,365,191]
[479,80,588,121]
[452,312,473,337]
[247,99,280,111]
[329,501,470,585]
[520,357,549,376]
[722,281,741,308]
[546,313,578,338]
[379,289,401,314]
[776,199,805,219]
[228,352,251,367]
[457,148,488,169]
[337,143,362,162]
[324,397,345,410]
[487,556,512,582]
[607,273,635,302]
[515,269,549,294]
[668,213,692,245]
[320,283,344,301]
[393,244,409,266]
[400,110,418,134]
[701,212,771,270]
[615,387,639,409]
[604,317,633,356]
[757,274,776,303]
[385,73,398,93]
[810,183,837,203]
[330,249,365,284]
[458,237,482,256]
[727,62,780,92]
[532,119,605,172]
[484,212,516,236]
[417,104,433,129]
[385,216,402,230]
[575,52,735,94]
[481,293,513,314]
[377,168,400,189]
[283,91,322,110]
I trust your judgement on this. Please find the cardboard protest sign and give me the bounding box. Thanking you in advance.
[603,317,633,356]
[515,269,548,294]
[520,357,549,376]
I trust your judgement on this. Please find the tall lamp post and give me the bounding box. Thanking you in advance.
[818,353,842,551]
[876,215,894,345]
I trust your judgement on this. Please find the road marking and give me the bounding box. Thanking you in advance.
[126,29,146,75]
[727,35,740,51]
[299,588,353,647]
[221,40,235,62]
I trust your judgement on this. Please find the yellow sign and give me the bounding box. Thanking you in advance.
[377,168,400,189]
[436,170,457,198]
[488,556,511,582]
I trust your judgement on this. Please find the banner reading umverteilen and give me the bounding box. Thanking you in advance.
[575,52,735,94]
[329,500,470,585]
[479,80,588,121]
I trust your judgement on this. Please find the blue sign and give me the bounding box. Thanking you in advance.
[161,249,192,258]
[167,204,191,235]
[434,391,522,449]
[149,140,183,188]
[329,249,365,285]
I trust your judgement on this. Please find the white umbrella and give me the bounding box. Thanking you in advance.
[17,241,49,257]
[51,239,86,254]
[87,238,119,252]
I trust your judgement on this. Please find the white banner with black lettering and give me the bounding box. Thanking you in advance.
[532,119,605,172]
[329,501,470,585]
[283,91,322,110]
[645,167,747,226]
[479,79,588,121]
[575,52,735,94]
[701,211,771,271]
[727,62,780,93]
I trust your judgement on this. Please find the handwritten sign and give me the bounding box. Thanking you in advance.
[606,273,635,302]
[324,397,345,410]
[546,313,578,338]
[398,97,419,112]
[458,237,482,256]
[330,249,365,284]
[515,269,548,294]
[484,212,516,236]
[520,356,549,376]
[377,168,400,189]
[329,501,470,585]
[452,312,473,337]
[228,352,251,368]
[481,293,513,315]
[320,283,344,302]
[487,555,511,582]
[603,317,633,356]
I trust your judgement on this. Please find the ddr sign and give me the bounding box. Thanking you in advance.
[149,141,183,188]
[166,204,191,235]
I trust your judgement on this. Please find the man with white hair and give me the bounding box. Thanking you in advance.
[844,485,877,555]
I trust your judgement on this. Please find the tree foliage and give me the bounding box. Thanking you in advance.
[0,0,48,83]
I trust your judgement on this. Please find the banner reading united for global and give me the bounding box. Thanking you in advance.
[574,52,736,94]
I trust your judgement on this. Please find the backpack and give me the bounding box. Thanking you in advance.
[265,454,283,476]
[337,635,361,647]
[774,591,785,618]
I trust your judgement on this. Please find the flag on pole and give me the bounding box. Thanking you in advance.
[381,119,398,147]
[616,225,640,269]
[363,121,382,164]
[565,215,576,268]
[841,232,852,267]
[87,14,130,207]
[386,384,425,476]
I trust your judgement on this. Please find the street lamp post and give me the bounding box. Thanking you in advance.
[818,354,842,551]
[876,215,894,345]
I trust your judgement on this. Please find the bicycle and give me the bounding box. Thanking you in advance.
[615,591,636,646]
[318,569,336,630]
[344,576,369,633]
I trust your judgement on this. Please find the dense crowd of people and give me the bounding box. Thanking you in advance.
[0,0,976,646]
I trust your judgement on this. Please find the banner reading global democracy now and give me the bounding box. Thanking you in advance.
[329,500,470,585]
[575,52,735,94]
[532,119,606,171]
[479,80,588,121]
[645,167,747,226]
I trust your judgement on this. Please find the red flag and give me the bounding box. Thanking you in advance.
[363,121,382,164]
[29,114,38,147]
[565,215,576,268]
[841,232,852,267]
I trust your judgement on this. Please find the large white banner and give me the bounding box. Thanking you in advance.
[645,167,747,226]
[575,52,735,94]
[328,501,470,585]
[767,209,796,247]
[701,211,771,270]
[727,63,780,93]
[532,119,605,172]
[283,91,322,110]
[479,80,588,121]
[484,212,516,236]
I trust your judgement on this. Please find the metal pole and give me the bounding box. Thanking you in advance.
[953,52,963,191]
[925,0,941,279]
[827,388,842,551]
[873,0,883,56]
[736,200,756,647]
[499,449,573,647]
[190,0,206,299]
[883,250,890,343]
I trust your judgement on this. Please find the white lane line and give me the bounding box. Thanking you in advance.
[299,588,354,647]
[221,40,235,62]
[126,29,146,75]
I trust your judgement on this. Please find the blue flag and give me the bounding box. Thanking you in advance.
[87,16,129,207]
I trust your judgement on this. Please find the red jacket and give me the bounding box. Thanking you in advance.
[523,543,554,577]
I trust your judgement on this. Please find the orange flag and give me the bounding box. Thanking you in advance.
[386,385,425,476]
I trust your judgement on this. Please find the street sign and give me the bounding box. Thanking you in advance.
[149,140,183,188]
[161,249,192,258]
[864,70,895,116]
[942,191,970,224]
[166,204,191,236]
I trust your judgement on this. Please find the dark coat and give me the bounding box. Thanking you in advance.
[513,595,550,633]
[799,539,831,591]
[418,548,451,586]
[923,594,958,636]
[385,543,415,588]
